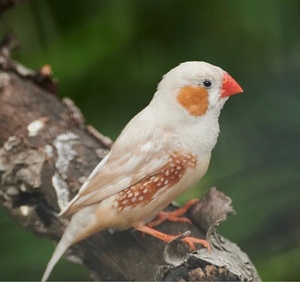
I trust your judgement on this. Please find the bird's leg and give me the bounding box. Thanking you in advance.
[135,224,211,251]
[147,198,199,228]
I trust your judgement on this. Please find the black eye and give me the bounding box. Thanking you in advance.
[203,80,212,88]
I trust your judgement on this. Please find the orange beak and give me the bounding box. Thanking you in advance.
[221,72,243,98]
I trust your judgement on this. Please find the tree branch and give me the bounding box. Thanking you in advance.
[0,37,260,281]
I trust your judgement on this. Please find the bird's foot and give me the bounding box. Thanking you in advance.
[135,224,211,252]
[147,198,199,228]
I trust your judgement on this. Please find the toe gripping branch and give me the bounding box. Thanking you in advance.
[137,187,236,265]
[158,188,261,282]
[147,198,199,228]
[163,187,236,266]
[138,198,211,251]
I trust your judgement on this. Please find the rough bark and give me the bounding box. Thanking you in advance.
[0,37,260,281]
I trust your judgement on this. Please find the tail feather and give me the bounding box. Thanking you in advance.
[42,205,98,281]
[41,238,72,282]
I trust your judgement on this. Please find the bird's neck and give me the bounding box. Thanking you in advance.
[148,98,223,156]
[175,107,221,156]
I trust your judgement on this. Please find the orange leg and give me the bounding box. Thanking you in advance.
[147,198,199,228]
[135,224,211,252]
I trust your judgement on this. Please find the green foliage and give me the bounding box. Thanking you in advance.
[0,0,299,280]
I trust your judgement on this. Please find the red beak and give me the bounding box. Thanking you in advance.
[221,72,243,98]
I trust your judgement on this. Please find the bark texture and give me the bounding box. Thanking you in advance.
[0,38,260,281]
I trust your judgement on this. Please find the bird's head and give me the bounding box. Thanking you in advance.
[154,61,243,118]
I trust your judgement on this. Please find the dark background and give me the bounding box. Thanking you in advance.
[0,0,299,280]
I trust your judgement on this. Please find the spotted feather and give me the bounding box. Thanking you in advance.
[114,152,197,212]
[60,122,172,215]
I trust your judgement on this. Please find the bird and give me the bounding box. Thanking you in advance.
[41,61,243,281]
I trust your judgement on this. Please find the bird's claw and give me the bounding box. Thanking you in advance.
[148,198,199,228]
[181,236,211,252]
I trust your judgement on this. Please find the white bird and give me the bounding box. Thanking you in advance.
[42,61,243,281]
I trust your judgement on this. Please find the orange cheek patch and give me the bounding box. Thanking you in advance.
[177,86,209,116]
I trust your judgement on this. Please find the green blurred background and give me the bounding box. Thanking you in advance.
[1,0,300,280]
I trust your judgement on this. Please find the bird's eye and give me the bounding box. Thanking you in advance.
[203,80,212,88]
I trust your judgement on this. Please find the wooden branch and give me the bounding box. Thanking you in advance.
[0,37,260,281]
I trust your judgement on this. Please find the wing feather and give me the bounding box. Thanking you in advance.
[60,115,171,215]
